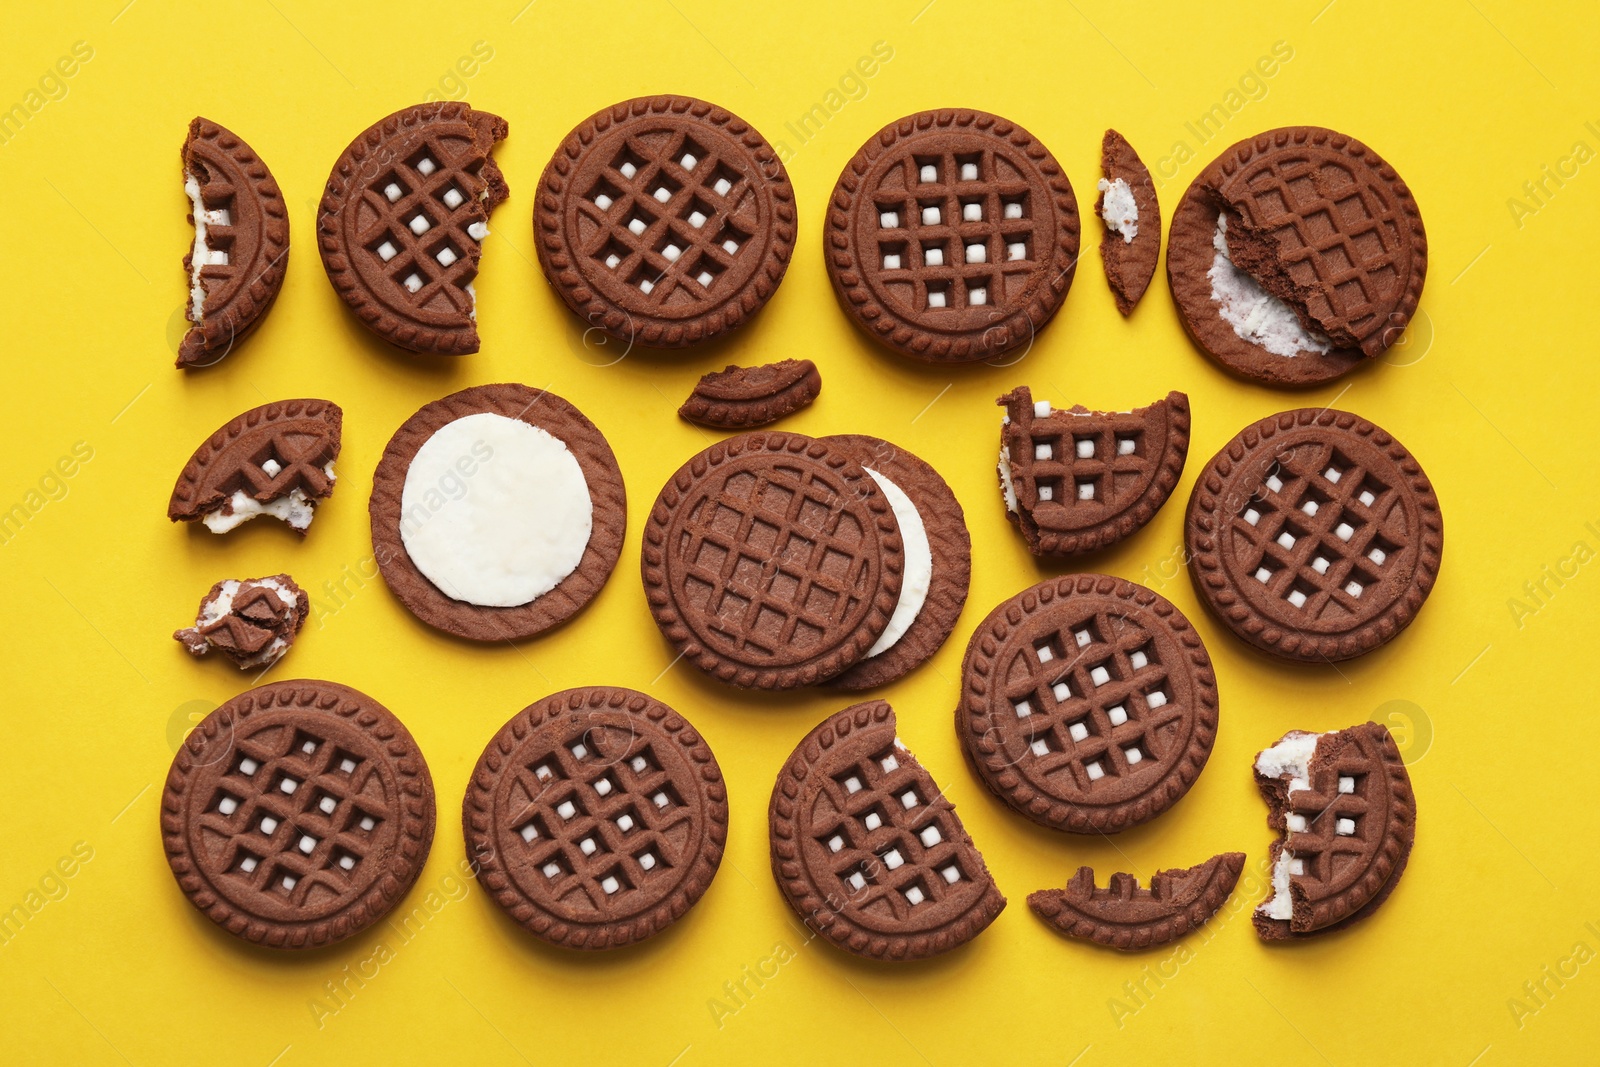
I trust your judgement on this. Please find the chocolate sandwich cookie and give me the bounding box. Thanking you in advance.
[1029,852,1245,950]
[535,95,795,349]
[160,680,435,949]
[640,431,903,689]
[1095,129,1159,315]
[464,687,727,949]
[318,102,508,354]
[958,574,1218,834]
[174,574,308,669]
[825,109,1079,364]
[997,387,1189,556]
[678,359,821,429]
[819,434,970,690]
[1167,126,1427,386]
[769,700,1005,960]
[178,117,289,369]
[370,384,625,642]
[168,399,341,535]
[1253,723,1415,940]
[1185,407,1443,662]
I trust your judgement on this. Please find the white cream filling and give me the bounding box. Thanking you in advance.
[184,171,210,321]
[1207,214,1332,358]
[1255,730,1326,921]
[400,412,591,608]
[862,468,931,659]
[201,462,336,534]
[1097,177,1137,243]
[998,444,1019,514]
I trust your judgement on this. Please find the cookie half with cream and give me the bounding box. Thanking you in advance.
[370,384,625,641]
[168,399,340,535]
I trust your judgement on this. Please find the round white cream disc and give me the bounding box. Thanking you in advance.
[400,411,593,608]
[863,467,932,658]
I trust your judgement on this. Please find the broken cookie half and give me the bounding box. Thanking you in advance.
[1029,852,1244,950]
[1254,723,1415,940]
[167,399,341,535]
[1096,129,1159,315]
[178,117,290,369]
[174,574,308,669]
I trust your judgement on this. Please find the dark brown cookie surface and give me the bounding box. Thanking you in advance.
[1185,408,1443,662]
[998,387,1189,556]
[825,109,1079,364]
[160,680,435,949]
[179,117,289,369]
[1167,126,1426,387]
[1253,723,1415,940]
[1096,129,1159,316]
[167,399,341,535]
[640,432,903,689]
[678,359,821,428]
[174,574,308,669]
[318,102,508,354]
[464,687,727,949]
[1029,852,1244,951]
[958,574,1218,834]
[820,434,970,690]
[370,384,625,643]
[769,700,1005,960]
[535,95,795,349]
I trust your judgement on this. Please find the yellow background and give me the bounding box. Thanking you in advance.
[3,1,1597,1063]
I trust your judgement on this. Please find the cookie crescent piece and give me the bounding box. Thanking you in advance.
[678,359,821,429]
[825,108,1079,364]
[997,387,1189,556]
[318,102,509,353]
[160,680,436,949]
[1252,723,1415,940]
[1028,852,1245,950]
[1095,129,1160,315]
[957,574,1219,834]
[535,95,796,349]
[769,700,1005,960]
[640,431,904,690]
[463,687,728,949]
[1185,407,1443,662]
[1166,126,1427,387]
[369,384,625,642]
[167,399,341,535]
[178,117,290,369]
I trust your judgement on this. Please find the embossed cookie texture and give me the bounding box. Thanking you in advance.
[957,574,1218,834]
[1095,129,1160,315]
[535,95,795,349]
[678,359,821,429]
[1166,126,1427,387]
[160,680,435,949]
[825,108,1079,364]
[167,399,341,535]
[464,687,727,949]
[1253,723,1415,940]
[370,384,625,642]
[174,574,307,669]
[1185,407,1443,662]
[178,117,289,369]
[769,700,1005,960]
[1029,852,1244,950]
[318,102,508,353]
[997,387,1189,556]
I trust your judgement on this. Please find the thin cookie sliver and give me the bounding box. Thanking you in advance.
[1029,852,1245,951]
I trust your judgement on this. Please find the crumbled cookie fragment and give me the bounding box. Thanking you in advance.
[174,574,308,669]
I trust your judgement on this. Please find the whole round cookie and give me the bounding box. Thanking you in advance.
[160,680,435,949]
[769,700,1006,960]
[640,431,903,689]
[463,687,727,949]
[1185,408,1443,662]
[825,108,1079,364]
[370,384,625,642]
[318,102,509,354]
[819,433,971,690]
[535,95,796,349]
[957,574,1219,834]
[1167,126,1427,387]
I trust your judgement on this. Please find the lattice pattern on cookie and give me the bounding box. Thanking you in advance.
[1005,399,1154,514]
[811,742,970,918]
[1003,607,1183,791]
[580,128,755,307]
[1230,440,1401,621]
[1278,747,1381,900]
[200,726,391,909]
